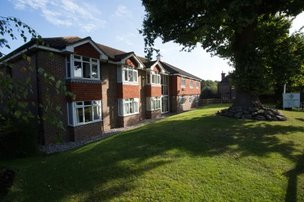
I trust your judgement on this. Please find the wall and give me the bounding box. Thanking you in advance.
[36,50,70,144]
[102,63,119,131]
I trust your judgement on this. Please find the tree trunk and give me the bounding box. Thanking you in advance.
[233,91,261,108]
[232,20,262,108]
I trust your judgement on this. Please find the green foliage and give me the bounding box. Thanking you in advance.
[0,118,38,159]
[141,0,304,99]
[2,106,304,201]
[0,16,73,157]
[0,16,40,57]
[201,80,219,98]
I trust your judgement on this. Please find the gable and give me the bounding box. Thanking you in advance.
[74,43,100,59]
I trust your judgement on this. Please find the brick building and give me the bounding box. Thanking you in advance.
[2,36,201,145]
[218,72,235,102]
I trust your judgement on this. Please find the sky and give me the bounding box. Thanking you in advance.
[1,0,304,81]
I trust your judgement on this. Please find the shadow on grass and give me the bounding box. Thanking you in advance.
[284,154,304,202]
[5,111,304,201]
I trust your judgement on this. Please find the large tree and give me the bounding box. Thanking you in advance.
[141,0,304,111]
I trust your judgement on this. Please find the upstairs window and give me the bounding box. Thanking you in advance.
[181,78,186,88]
[190,80,194,89]
[123,66,138,83]
[66,55,100,80]
[196,81,200,89]
[151,72,161,85]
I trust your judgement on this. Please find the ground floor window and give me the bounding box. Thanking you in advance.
[161,96,169,113]
[67,100,102,126]
[178,95,187,104]
[147,97,161,111]
[118,98,139,116]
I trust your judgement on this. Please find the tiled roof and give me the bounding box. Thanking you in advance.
[42,36,82,49]
[160,61,202,81]
[2,36,202,80]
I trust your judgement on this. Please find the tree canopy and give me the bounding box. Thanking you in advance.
[141,0,304,109]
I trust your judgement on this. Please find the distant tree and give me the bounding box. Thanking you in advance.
[140,0,304,112]
[253,16,304,104]
[201,80,219,99]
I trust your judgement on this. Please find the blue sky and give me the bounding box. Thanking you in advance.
[1,0,304,80]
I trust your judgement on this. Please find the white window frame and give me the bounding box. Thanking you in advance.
[118,98,139,116]
[190,80,194,89]
[66,54,100,80]
[196,81,200,89]
[147,97,161,111]
[150,72,161,85]
[67,100,102,126]
[122,65,138,84]
[181,77,186,88]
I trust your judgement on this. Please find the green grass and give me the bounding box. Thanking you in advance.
[1,104,304,201]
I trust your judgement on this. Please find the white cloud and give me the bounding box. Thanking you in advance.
[10,0,106,32]
[114,4,132,18]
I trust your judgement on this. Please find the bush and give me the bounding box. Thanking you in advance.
[0,119,38,159]
[0,167,15,199]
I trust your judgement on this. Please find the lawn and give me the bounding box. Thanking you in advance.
[1,105,304,201]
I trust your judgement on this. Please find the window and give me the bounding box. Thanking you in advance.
[147,97,161,111]
[123,66,138,83]
[118,98,139,116]
[66,55,100,80]
[68,100,102,126]
[151,72,161,85]
[181,78,186,88]
[196,81,200,89]
[190,80,194,88]
[161,75,169,95]
[161,96,169,113]
[178,96,187,104]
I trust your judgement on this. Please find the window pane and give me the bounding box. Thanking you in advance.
[134,71,138,82]
[129,70,133,81]
[76,107,84,123]
[92,64,98,78]
[124,69,128,81]
[74,55,81,60]
[134,101,138,112]
[93,105,101,120]
[74,61,82,77]
[83,62,90,78]
[124,103,130,114]
[83,57,90,62]
[84,101,91,106]
[76,101,83,106]
[84,106,92,122]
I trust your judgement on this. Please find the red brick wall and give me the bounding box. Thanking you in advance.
[146,109,161,119]
[170,75,178,96]
[36,50,70,144]
[69,121,103,142]
[175,76,201,95]
[117,84,140,99]
[74,43,99,59]
[125,59,136,67]
[145,85,162,97]
[67,82,102,101]
[101,63,119,130]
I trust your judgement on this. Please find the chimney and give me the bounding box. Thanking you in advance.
[221,71,225,81]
